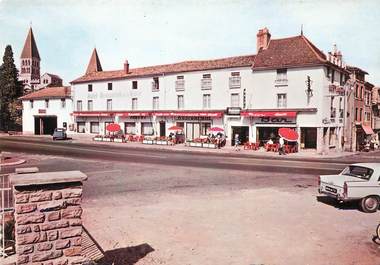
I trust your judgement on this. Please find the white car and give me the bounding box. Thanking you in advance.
[318,163,380,213]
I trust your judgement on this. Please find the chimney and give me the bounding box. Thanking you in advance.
[124,59,129,74]
[256,27,271,53]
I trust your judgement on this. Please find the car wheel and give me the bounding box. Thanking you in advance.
[53,138,56,141]
[360,196,379,213]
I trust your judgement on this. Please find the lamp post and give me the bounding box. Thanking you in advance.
[305,75,313,104]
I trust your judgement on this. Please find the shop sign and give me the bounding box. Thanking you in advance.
[38,109,46,114]
[176,116,211,121]
[255,116,296,124]
[73,111,113,117]
[226,107,241,115]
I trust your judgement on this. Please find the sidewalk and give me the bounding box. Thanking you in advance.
[69,134,361,160]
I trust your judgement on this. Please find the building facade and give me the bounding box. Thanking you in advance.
[20,86,73,135]
[37,73,63,90]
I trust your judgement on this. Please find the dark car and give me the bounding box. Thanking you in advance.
[53,128,67,140]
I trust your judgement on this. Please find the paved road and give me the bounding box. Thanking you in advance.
[2,135,376,175]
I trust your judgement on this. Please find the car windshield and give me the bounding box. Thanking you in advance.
[341,166,373,180]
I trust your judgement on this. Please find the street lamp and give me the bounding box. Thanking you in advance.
[305,75,313,104]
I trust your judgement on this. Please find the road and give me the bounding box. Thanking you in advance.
[1,136,380,265]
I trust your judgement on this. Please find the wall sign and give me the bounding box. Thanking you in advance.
[226,107,241,115]
[254,116,296,124]
[38,109,46,114]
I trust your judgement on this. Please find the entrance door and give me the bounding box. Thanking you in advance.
[231,126,249,146]
[34,116,57,135]
[159,121,166,137]
[301,128,317,149]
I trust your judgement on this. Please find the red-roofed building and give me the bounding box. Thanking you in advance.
[20,87,73,135]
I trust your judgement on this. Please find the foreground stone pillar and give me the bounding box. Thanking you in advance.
[10,171,87,265]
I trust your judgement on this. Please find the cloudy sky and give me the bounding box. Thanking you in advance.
[0,0,379,85]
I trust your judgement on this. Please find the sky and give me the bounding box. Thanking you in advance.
[0,0,379,85]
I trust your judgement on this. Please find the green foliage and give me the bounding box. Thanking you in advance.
[0,45,23,131]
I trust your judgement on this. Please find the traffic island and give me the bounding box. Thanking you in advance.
[0,153,26,167]
[10,170,88,265]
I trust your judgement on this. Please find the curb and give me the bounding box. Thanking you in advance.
[0,158,26,167]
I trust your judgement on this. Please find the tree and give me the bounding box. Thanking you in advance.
[0,45,23,131]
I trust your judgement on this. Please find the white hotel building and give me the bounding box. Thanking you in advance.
[21,28,349,154]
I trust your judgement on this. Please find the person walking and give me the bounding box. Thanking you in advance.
[234,133,240,151]
[279,136,285,155]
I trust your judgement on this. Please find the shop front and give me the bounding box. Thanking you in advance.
[241,111,298,146]
[73,111,115,134]
[154,111,224,140]
[356,124,374,151]
[117,112,154,136]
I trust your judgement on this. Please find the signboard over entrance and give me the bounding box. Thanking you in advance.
[38,109,46,114]
[254,116,296,124]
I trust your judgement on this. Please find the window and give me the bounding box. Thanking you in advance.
[141,122,154,135]
[87,100,93,111]
[125,122,136,135]
[88,84,93,92]
[61,99,66,108]
[201,74,212,90]
[201,123,211,136]
[360,87,363,99]
[359,108,363,121]
[152,96,159,110]
[77,100,82,111]
[355,108,358,121]
[229,72,241,88]
[132,81,138,89]
[277,94,287,108]
[276,69,287,81]
[108,83,112,91]
[231,93,240,107]
[176,76,185,91]
[355,85,358,98]
[203,94,211,109]
[45,99,49,108]
[331,70,335,84]
[107,99,112,111]
[30,100,34,108]
[90,122,99,134]
[177,95,184,109]
[132,98,138,110]
[152,77,159,91]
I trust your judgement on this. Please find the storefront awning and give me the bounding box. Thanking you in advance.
[117,112,152,117]
[241,111,297,118]
[73,111,113,117]
[361,125,374,135]
[154,111,223,118]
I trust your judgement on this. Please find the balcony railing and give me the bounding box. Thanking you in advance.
[201,78,212,90]
[152,82,159,91]
[229,76,241,88]
[175,80,185,91]
[274,78,288,86]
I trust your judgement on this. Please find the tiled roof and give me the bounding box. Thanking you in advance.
[252,35,327,69]
[346,66,368,75]
[19,86,71,100]
[71,54,256,84]
[20,27,40,59]
[43,73,63,80]
[86,48,103,75]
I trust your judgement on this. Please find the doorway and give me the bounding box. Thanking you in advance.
[231,126,249,146]
[34,116,57,135]
[159,121,166,137]
[301,128,317,149]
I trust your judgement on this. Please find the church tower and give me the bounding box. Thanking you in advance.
[19,27,41,92]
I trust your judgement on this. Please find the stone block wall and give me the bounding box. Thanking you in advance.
[13,181,86,265]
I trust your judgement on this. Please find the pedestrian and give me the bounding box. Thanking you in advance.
[216,134,221,149]
[279,136,285,155]
[234,134,240,151]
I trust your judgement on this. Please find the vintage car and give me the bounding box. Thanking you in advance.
[52,128,67,141]
[319,163,380,213]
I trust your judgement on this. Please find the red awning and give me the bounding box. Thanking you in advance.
[117,112,152,117]
[241,111,297,118]
[73,111,113,117]
[154,111,223,118]
[361,125,374,135]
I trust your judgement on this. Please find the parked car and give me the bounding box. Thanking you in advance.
[52,128,67,141]
[318,163,380,213]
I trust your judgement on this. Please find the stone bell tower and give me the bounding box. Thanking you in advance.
[19,27,41,93]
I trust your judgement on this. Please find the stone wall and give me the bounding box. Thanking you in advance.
[11,171,87,265]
